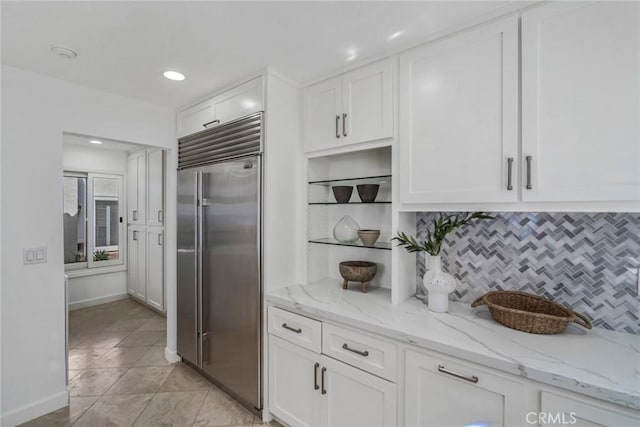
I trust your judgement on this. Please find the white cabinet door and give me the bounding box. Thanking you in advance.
[303,76,343,152]
[146,227,164,312]
[399,16,519,204]
[319,355,397,427]
[146,149,164,226]
[269,336,320,427]
[177,99,216,138]
[211,77,263,125]
[342,58,393,145]
[405,349,525,427]
[128,152,146,224]
[540,391,640,427]
[127,227,146,301]
[522,1,640,202]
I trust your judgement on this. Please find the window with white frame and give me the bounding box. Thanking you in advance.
[64,172,124,270]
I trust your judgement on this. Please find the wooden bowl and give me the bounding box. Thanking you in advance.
[332,186,353,203]
[358,230,380,247]
[339,261,377,293]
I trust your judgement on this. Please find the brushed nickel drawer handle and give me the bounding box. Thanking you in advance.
[313,362,320,390]
[132,210,138,221]
[525,155,533,189]
[203,119,220,128]
[342,343,369,357]
[321,367,327,395]
[158,210,163,223]
[507,157,514,191]
[438,365,479,384]
[342,113,347,137]
[282,323,302,334]
[335,115,341,139]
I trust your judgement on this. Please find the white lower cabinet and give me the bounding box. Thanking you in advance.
[127,227,146,301]
[404,348,526,427]
[540,391,640,427]
[145,227,164,311]
[268,332,397,427]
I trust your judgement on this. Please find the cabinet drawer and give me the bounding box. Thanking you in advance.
[268,306,322,353]
[322,323,397,382]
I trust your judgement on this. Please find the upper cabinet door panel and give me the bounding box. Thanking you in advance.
[177,99,216,138]
[212,77,264,125]
[399,15,519,204]
[522,1,640,202]
[146,149,164,226]
[342,58,393,145]
[303,76,343,153]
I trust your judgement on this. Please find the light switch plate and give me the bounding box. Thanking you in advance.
[23,247,47,265]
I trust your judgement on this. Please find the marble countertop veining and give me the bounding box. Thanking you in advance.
[266,280,640,411]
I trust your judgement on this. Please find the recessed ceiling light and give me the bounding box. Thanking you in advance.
[346,48,357,61]
[163,71,185,81]
[51,44,77,60]
[388,31,403,41]
[89,140,103,145]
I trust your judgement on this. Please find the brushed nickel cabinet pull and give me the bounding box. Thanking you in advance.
[507,157,514,191]
[132,231,138,241]
[158,233,163,246]
[437,365,479,384]
[158,210,163,223]
[342,343,369,357]
[342,113,347,137]
[202,119,220,128]
[525,155,533,189]
[133,210,138,221]
[335,115,341,139]
[281,323,302,334]
[321,367,327,395]
[313,362,320,390]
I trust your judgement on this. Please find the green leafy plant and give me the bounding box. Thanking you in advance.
[93,249,109,261]
[393,212,495,256]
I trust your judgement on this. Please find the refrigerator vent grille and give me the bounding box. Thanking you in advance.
[178,112,262,169]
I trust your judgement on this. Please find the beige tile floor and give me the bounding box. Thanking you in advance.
[21,298,280,427]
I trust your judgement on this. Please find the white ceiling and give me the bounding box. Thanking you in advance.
[2,1,522,109]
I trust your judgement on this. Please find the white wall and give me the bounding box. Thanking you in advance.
[0,65,176,426]
[63,143,130,309]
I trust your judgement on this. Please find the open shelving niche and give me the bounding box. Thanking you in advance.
[304,147,401,300]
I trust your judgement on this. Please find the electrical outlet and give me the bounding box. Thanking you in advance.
[23,247,47,265]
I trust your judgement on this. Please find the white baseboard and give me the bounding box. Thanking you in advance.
[164,347,181,364]
[68,293,129,311]
[1,390,68,427]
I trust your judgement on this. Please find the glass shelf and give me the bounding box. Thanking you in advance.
[308,175,392,187]
[308,238,392,250]
[308,201,391,205]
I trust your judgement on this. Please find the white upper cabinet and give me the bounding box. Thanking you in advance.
[341,59,393,145]
[146,149,164,226]
[177,77,264,139]
[303,58,393,153]
[399,16,519,204]
[522,1,640,202]
[127,151,146,224]
[303,76,343,153]
[176,99,216,138]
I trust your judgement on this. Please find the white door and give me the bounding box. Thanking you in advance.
[521,1,640,202]
[212,77,263,125]
[269,336,320,427]
[303,76,343,153]
[405,349,525,427]
[342,58,393,145]
[146,227,164,312]
[399,15,519,204]
[319,355,397,427]
[177,99,216,138]
[127,227,146,301]
[540,391,640,427]
[146,149,164,226]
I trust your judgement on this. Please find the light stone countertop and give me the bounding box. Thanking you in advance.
[266,280,640,411]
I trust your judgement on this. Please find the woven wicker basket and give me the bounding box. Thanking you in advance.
[471,291,592,334]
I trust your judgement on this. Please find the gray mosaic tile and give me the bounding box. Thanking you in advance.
[415,212,640,334]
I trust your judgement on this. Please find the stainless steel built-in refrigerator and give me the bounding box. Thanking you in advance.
[177,113,262,412]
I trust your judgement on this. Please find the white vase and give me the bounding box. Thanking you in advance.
[422,254,456,313]
[332,215,360,243]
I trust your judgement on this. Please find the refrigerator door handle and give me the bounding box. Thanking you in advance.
[197,170,204,368]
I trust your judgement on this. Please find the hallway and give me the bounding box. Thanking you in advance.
[22,298,270,426]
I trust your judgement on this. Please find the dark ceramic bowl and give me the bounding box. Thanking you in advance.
[356,184,380,203]
[332,186,353,203]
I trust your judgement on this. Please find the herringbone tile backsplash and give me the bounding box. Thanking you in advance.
[415,212,640,334]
